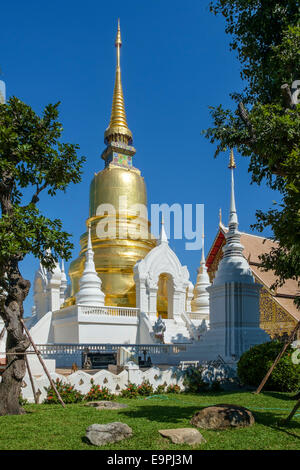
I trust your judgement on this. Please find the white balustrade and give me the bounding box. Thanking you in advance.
[79,305,140,317]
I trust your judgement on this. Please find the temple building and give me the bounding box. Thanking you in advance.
[17,22,298,372]
[25,22,202,351]
[206,218,300,340]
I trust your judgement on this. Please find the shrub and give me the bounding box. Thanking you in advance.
[183,367,209,393]
[237,341,300,392]
[85,384,114,401]
[120,383,139,399]
[210,380,223,392]
[166,384,181,394]
[137,380,154,396]
[44,378,84,404]
[155,383,167,394]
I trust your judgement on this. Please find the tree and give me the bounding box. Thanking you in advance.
[0,97,85,415]
[204,0,300,307]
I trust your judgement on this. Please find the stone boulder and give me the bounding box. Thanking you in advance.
[191,404,255,430]
[85,401,128,410]
[85,422,132,446]
[159,428,206,445]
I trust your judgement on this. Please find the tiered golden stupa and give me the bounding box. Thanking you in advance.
[67,21,156,307]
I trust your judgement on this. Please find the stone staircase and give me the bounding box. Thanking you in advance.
[162,319,193,344]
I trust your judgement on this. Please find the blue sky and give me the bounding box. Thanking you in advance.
[0,0,279,315]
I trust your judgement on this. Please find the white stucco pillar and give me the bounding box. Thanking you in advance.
[47,279,61,312]
[135,278,148,313]
[148,287,158,320]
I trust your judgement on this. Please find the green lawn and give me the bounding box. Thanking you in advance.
[0,391,299,450]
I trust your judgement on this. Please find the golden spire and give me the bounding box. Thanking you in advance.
[104,19,133,145]
[228,148,236,169]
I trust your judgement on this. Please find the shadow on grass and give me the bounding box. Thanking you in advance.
[260,391,300,401]
[252,410,300,439]
[118,401,300,437]
[119,404,200,424]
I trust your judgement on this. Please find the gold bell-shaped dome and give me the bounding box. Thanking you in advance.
[67,21,156,307]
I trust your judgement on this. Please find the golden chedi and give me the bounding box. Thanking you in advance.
[67,21,156,307]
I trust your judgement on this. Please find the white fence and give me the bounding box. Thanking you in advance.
[80,306,139,317]
[20,361,238,404]
[30,343,188,368]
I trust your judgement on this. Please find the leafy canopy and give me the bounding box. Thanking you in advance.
[0,97,86,283]
[204,0,300,306]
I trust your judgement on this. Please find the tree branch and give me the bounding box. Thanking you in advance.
[30,181,48,205]
[238,102,257,144]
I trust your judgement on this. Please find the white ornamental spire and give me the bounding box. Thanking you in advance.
[158,214,168,244]
[222,149,244,260]
[76,224,105,306]
[228,149,238,229]
[60,259,68,305]
[212,150,254,285]
[191,223,211,315]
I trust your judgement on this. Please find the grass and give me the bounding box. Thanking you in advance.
[0,391,300,450]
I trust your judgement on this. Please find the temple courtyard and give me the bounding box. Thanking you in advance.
[0,391,299,450]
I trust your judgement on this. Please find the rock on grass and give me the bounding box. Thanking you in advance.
[191,404,255,430]
[159,428,206,445]
[86,422,133,446]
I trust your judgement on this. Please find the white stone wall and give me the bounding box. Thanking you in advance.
[20,363,186,403]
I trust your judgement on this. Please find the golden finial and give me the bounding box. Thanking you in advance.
[115,18,122,48]
[104,20,133,145]
[228,148,236,169]
[219,208,222,224]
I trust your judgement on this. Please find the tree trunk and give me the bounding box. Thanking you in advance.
[0,273,30,416]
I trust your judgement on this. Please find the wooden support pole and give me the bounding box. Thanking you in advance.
[25,355,38,404]
[21,319,66,408]
[254,321,300,395]
[0,326,5,341]
[284,397,300,424]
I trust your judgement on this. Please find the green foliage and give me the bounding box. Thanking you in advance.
[121,381,155,397]
[205,1,300,307]
[84,382,114,401]
[43,379,84,404]
[210,380,223,393]
[120,383,139,399]
[237,341,300,392]
[209,1,300,104]
[1,393,300,450]
[155,383,167,394]
[0,97,85,277]
[183,367,210,393]
[166,384,181,394]
[137,380,154,396]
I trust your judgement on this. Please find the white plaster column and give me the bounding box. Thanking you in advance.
[186,281,194,312]
[47,262,62,312]
[134,273,148,313]
[148,286,158,320]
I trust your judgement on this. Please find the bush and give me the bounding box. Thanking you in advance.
[137,380,153,396]
[183,367,209,393]
[237,341,300,392]
[166,384,181,394]
[120,383,139,399]
[44,378,84,404]
[155,383,167,394]
[85,383,114,401]
[210,380,223,392]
